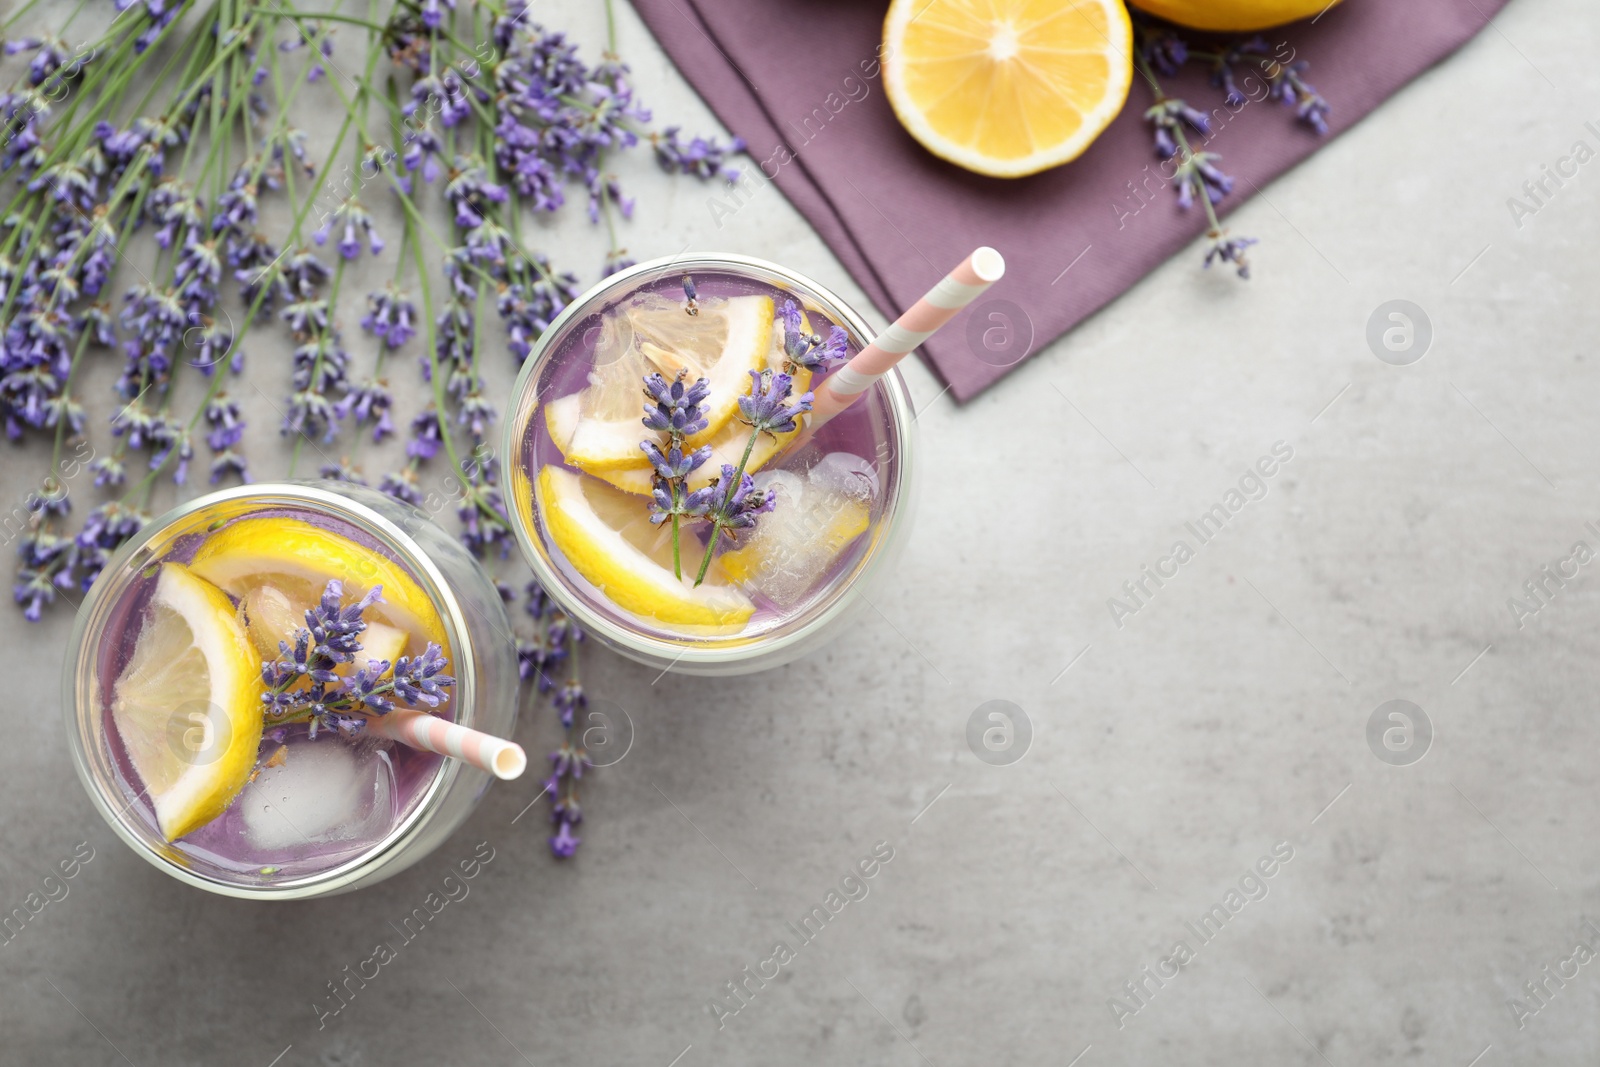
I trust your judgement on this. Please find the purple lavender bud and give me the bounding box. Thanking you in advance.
[550,820,580,858]
[1204,233,1258,279]
[737,369,812,436]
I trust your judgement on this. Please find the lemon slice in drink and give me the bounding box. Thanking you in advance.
[589,304,818,497]
[536,465,754,635]
[883,0,1133,178]
[189,516,447,654]
[110,564,263,841]
[545,293,775,473]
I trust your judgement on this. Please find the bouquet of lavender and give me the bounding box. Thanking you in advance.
[1,0,742,857]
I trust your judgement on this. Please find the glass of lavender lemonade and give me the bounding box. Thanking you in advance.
[63,482,519,899]
[504,254,917,675]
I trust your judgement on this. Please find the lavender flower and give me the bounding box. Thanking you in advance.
[738,369,813,436]
[1271,59,1330,135]
[444,160,508,229]
[259,580,455,736]
[641,371,710,437]
[701,464,775,536]
[360,285,416,349]
[318,458,368,484]
[456,452,513,559]
[652,127,744,183]
[1179,151,1235,209]
[284,333,351,442]
[313,198,384,260]
[602,249,635,277]
[1144,97,1211,161]
[407,407,444,460]
[391,643,454,707]
[205,392,250,483]
[778,300,848,370]
[379,467,424,507]
[552,679,586,730]
[1209,36,1270,107]
[1204,232,1258,279]
[525,576,586,859]
[1141,27,1189,77]
[401,124,446,185]
[73,501,148,592]
[1131,19,1323,279]
[419,0,456,31]
[639,370,714,575]
[550,819,580,858]
[334,377,395,442]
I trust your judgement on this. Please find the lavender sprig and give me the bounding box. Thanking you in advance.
[259,579,455,738]
[522,579,587,858]
[640,368,712,579]
[1131,16,1330,278]
[777,299,848,373]
[690,369,811,587]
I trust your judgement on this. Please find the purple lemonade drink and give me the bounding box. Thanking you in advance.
[65,483,518,898]
[504,256,917,675]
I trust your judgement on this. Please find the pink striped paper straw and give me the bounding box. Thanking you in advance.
[364,710,528,781]
[805,246,1006,430]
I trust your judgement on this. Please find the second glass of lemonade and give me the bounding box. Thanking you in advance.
[504,255,917,675]
[64,482,519,899]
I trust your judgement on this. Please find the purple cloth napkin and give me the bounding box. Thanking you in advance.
[628,0,1509,401]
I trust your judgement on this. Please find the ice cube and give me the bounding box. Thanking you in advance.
[809,450,880,503]
[238,740,394,851]
[725,460,874,607]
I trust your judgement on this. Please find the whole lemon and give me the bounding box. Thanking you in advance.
[1129,0,1343,32]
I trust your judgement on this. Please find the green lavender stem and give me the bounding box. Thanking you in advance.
[1133,48,1228,239]
[671,508,683,580]
[692,426,761,588]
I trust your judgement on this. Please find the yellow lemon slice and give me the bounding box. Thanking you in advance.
[536,465,754,635]
[1129,0,1341,32]
[110,564,263,841]
[589,304,817,497]
[189,516,447,655]
[545,293,774,473]
[883,0,1133,178]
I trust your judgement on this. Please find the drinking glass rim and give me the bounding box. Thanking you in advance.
[501,252,917,667]
[63,481,482,900]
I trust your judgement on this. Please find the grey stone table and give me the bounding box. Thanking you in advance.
[3,0,1598,1064]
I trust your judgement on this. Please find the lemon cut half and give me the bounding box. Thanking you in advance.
[883,0,1133,178]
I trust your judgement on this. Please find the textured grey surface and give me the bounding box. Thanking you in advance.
[3,0,1599,1064]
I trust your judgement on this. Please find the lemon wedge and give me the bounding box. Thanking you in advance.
[883,0,1133,178]
[110,564,263,841]
[588,303,817,497]
[189,516,447,655]
[545,292,774,473]
[536,465,754,635]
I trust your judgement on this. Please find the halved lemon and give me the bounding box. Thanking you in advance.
[544,293,774,473]
[189,516,447,654]
[589,305,818,497]
[110,564,263,841]
[883,0,1134,178]
[1129,0,1341,32]
[536,465,754,635]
